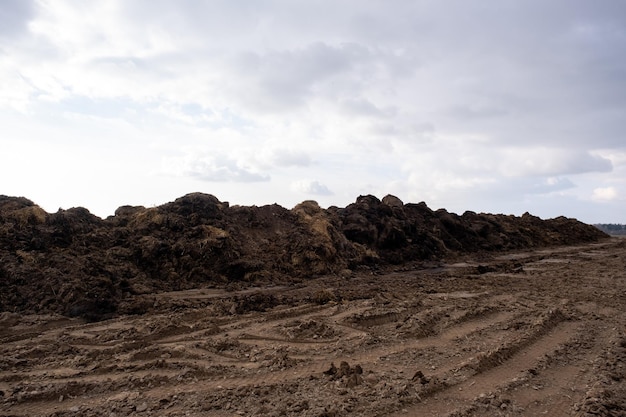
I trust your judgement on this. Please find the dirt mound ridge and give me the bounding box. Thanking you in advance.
[0,193,607,320]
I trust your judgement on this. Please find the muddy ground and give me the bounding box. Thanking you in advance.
[1,237,624,417]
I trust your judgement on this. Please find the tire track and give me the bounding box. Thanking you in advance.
[128,309,518,396]
[387,318,580,416]
[1,308,517,417]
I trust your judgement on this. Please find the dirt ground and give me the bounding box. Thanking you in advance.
[1,237,625,417]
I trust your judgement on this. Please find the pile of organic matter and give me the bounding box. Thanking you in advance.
[0,193,607,320]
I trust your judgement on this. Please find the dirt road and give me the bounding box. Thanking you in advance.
[1,238,625,416]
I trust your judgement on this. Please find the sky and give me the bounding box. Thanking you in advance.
[1,0,625,223]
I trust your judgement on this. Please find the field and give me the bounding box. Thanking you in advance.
[1,238,625,417]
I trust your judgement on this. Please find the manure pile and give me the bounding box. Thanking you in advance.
[0,193,606,320]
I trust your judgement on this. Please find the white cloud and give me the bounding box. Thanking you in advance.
[592,186,618,201]
[291,180,333,196]
[162,154,269,183]
[255,148,312,168]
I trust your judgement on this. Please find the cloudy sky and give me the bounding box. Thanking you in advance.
[2,0,625,223]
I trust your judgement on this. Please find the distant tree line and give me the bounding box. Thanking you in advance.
[594,224,626,235]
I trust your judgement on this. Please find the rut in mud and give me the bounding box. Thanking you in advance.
[1,238,625,416]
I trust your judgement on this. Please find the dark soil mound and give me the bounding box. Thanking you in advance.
[0,193,607,320]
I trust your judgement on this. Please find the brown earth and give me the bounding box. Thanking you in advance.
[1,237,625,416]
[0,193,607,321]
[1,193,624,416]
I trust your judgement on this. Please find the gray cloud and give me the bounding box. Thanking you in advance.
[527,177,577,194]
[340,98,397,118]
[447,104,510,121]
[231,42,374,110]
[0,0,35,38]
[178,155,270,183]
[267,149,312,167]
[291,180,333,196]
[562,152,613,175]
[514,150,613,177]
